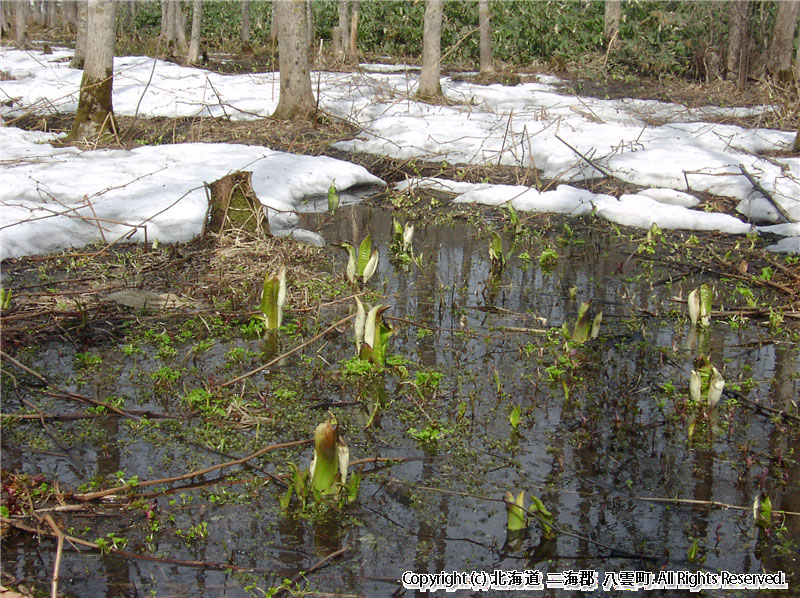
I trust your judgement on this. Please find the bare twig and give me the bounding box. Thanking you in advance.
[72,438,311,501]
[221,314,355,388]
[739,163,794,223]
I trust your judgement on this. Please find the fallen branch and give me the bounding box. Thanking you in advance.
[739,164,794,223]
[71,438,311,501]
[555,134,612,178]
[221,314,354,388]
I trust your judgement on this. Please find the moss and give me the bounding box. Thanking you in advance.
[69,68,116,141]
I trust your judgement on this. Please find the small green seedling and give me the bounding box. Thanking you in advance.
[328,180,339,215]
[509,405,521,431]
[753,494,772,530]
[259,266,287,330]
[529,494,555,539]
[343,235,379,286]
[489,231,506,276]
[0,288,11,310]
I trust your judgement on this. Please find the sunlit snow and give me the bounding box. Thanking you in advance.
[1,46,798,257]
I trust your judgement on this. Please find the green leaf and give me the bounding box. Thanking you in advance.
[310,414,341,495]
[357,235,373,275]
[505,490,527,531]
[530,494,555,539]
[328,180,339,214]
[509,405,521,430]
[260,266,287,329]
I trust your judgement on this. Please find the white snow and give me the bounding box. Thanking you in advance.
[1,46,798,257]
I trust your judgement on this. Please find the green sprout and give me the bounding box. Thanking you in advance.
[687,283,712,328]
[343,235,379,286]
[259,266,287,330]
[354,296,393,367]
[328,180,339,215]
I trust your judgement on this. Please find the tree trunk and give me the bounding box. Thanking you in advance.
[46,1,57,29]
[604,0,621,49]
[767,0,800,81]
[174,0,188,54]
[349,0,359,57]
[418,0,443,99]
[63,1,78,32]
[71,0,116,142]
[272,0,315,120]
[71,0,88,67]
[270,0,277,44]
[123,0,135,31]
[478,0,493,74]
[187,0,202,65]
[795,21,800,80]
[338,0,349,59]
[160,0,167,39]
[306,0,315,63]
[794,122,800,153]
[1,3,11,37]
[14,0,28,48]
[727,0,752,88]
[163,0,176,51]
[241,0,251,50]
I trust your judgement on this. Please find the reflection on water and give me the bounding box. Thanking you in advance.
[3,201,798,597]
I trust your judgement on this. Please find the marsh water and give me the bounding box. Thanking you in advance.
[2,199,798,597]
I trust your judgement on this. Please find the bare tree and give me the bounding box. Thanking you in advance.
[187,0,202,65]
[241,0,251,51]
[270,0,277,45]
[62,1,78,31]
[349,0,360,57]
[273,0,315,120]
[14,0,28,48]
[71,0,88,67]
[604,0,621,50]
[794,122,800,153]
[337,0,350,59]
[1,3,11,37]
[71,0,116,142]
[418,0,443,99]
[478,0,493,74]
[727,0,753,89]
[306,0,315,61]
[175,0,188,54]
[767,0,800,81]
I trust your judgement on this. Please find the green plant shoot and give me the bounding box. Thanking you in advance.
[568,301,602,344]
[529,494,555,539]
[688,283,712,328]
[259,266,286,330]
[310,412,349,495]
[489,231,506,274]
[504,490,527,531]
[354,296,393,366]
[328,180,339,215]
[343,235,379,285]
[689,357,724,411]
[509,405,521,431]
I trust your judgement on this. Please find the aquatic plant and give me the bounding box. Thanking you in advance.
[687,283,712,328]
[754,493,772,530]
[565,300,602,344]
[310,412,349,495]
[343,235,379,286]
[354,296,393,366]
[259,266,286,330]
[689,356,725,411]
[489,231,506,276]
[504,490,527,531]
[390,217,418,266]
[328,180,339,215]
[0,288,11,311]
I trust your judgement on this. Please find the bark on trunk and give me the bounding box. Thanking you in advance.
[63,1,78,31]
[418,0,443,99]
[164,0,176,51]
[478,0,493,74]
[71,0,88,67]
[604,0,621,49]
[241,0,251,50]
[14,0,28,48]
[270,0,277,44]
[767,0,800,80]
[1,3,11,36]
[71,0,116,142]
[727,0,752,88]
[349,0,359,57]
[306,0,315,63]
[187,0,202,65]
[338,0,349,59]
[174,0,188,54]
[272,0,315,120]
